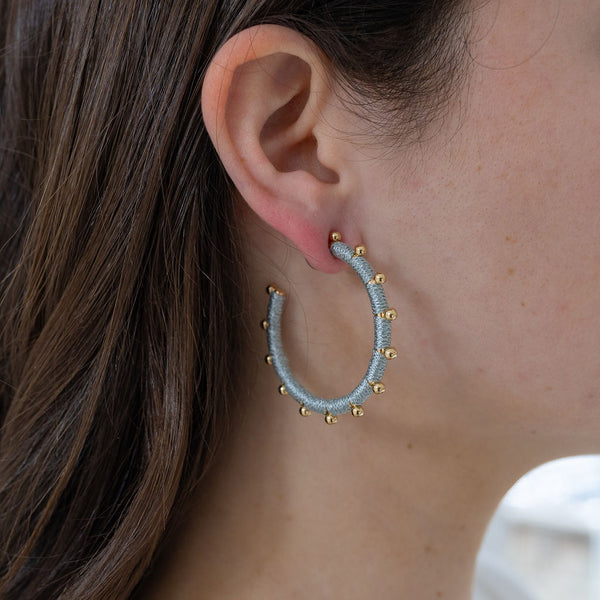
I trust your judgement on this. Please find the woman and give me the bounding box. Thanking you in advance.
[0,0,597,598]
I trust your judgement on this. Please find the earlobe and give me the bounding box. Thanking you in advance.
[201,25,356,273]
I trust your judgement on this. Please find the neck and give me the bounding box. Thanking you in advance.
[140,374,525,600]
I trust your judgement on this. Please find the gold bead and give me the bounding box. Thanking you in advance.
[265,354,273,365]
[377,308,397,321]
[266,284,285,296]
[368,272,387,285]
[385,347,398,360]
[350,403,365,417]
[385,309,397,321]
[369,381,386,394]
[324,411,338,425]
[261,319,269,330]
[299,404,311,417]
[378,347,398,360]
[329,231,342,243]
[278,384,288,395]
[353,245,367,257]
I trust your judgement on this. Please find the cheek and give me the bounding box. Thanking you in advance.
[375,0,600,436]
[423,161,600,435]
[394,92,600,435]
[427,41,600,412]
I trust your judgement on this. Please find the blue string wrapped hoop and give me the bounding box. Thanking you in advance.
[262,231,397,424]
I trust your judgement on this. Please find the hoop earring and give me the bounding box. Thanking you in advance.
[262,232,397,424]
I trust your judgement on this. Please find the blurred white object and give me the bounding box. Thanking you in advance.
[473,550,540,600]
[476,456,600,600]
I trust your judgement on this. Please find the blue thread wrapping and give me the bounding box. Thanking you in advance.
[266,241,392,416]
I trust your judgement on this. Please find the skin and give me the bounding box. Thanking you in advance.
[140,1,600,598]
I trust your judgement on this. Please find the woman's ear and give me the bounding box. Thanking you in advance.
[201,25,359,272]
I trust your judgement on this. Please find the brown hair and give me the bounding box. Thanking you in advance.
[0,1,468,598]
